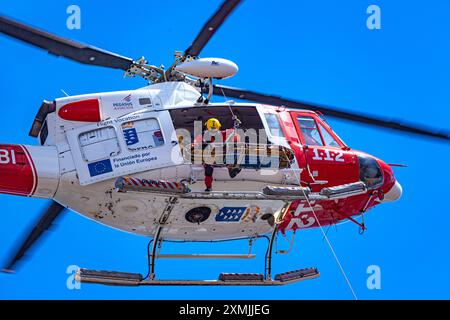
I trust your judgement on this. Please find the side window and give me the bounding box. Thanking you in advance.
[318,123,340,147]
[264,113,285,137]
[121,118,164,151]
[296,116,324,146]
[79,126,120,162]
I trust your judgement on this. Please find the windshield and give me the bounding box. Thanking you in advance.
[296,116,324,146]
[295,114,346,148]
[322,122,346,147]
[318,122,340,147]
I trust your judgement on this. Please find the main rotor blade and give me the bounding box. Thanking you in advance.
[0,15,133,70]
[213,85,450,141]
[2,201,65,273]
[185,0,242,57]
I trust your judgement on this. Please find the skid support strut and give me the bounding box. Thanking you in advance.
[147,197,177,279]
[75,200,319,286]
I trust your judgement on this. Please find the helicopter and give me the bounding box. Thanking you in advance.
[0,0,449,287]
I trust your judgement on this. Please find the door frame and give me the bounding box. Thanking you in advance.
[67,110,183,186]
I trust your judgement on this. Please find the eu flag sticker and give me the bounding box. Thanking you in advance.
[216,207,246,222]
[88,159,113,177]
[123,128,139,146]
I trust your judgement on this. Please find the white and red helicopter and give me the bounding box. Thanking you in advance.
[1,0,449,286]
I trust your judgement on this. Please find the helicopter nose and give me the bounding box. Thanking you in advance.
[377,159,402,202]
[383,180,402,202]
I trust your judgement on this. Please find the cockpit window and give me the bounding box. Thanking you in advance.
[318,122,340,147]
[296,116,324,146]
[358,155,383,189]
[264,113,284,137]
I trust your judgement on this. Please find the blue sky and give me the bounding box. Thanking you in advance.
[0,0,449,299]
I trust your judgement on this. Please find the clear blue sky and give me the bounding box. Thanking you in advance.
[0,0,449,299]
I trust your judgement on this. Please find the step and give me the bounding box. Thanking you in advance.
[76,268,143,285]
[274,267,319,282]
[156,254,256,259]
[219,273,264,282]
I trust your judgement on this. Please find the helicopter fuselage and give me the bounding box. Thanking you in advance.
[0,82,402,241]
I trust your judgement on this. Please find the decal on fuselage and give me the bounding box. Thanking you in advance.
[216,207,246,222]
[241,206,261,223]
[285,202,322,230]
[0,148,16,164]
[311,148,344,162]
[66,110,183,185]
[88,159,113,177]
[121,119,164,151]
[122,123,139,146]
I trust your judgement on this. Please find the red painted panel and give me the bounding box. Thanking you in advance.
[58,98,101,122]
[275,108,383,233]
[278,193,379,233]
[379,159,396,194]
[0,144,36,196]
[288,110,359,190]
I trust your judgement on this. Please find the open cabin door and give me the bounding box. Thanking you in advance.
[289,111,359,189]
[67,110,183,185]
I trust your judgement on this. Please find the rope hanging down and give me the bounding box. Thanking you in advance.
[290,163,359,300]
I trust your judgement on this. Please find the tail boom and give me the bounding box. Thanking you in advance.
[0,144,59,198]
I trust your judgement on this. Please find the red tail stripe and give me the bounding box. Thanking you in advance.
[21,145,37,196]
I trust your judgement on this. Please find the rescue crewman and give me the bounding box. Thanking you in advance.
[195,118,240,192]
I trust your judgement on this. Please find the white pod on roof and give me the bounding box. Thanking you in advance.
[176,58,238,79]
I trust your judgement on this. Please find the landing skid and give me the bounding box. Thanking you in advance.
[75,268,319,286]
[75,198,320,287]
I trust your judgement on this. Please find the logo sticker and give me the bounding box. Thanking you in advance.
[216,207,246,222]
[152,130,164,146]
[241,206,261,223]
[112,94,133,109]
[123,128,139,146]
[88,159,113,177]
